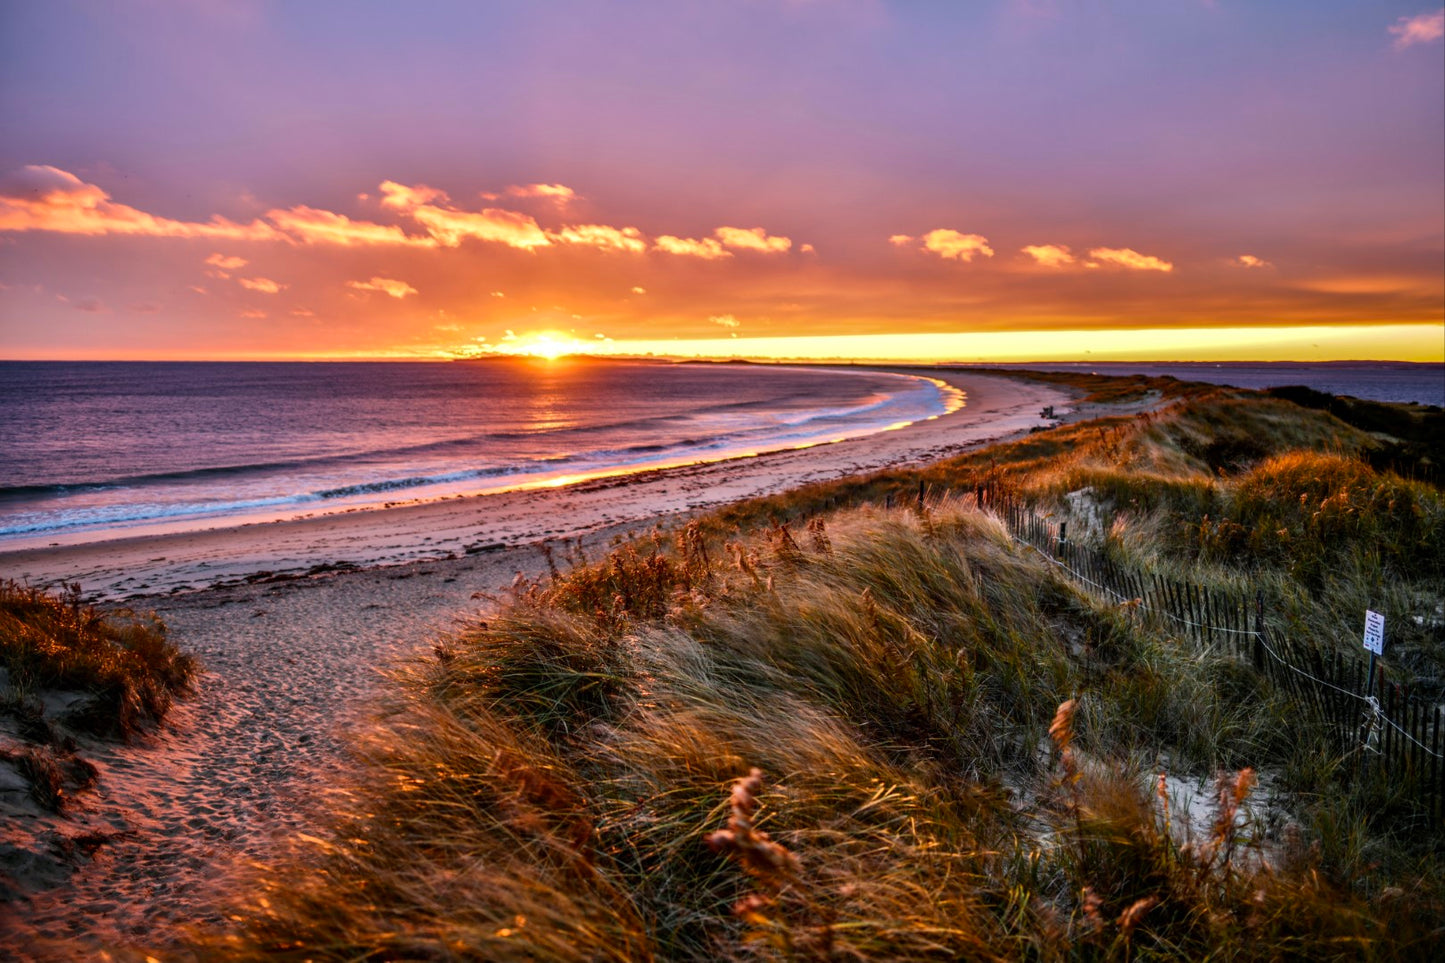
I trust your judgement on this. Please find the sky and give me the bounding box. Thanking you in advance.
[1,0,1442,362]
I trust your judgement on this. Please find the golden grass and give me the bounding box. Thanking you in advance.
[1,580,196,738]
[193,386,1445,960]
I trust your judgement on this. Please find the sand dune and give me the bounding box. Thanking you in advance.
[0,370,1075,956]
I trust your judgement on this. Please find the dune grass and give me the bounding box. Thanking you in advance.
[0,580,196,811]
[0,579,196,739]
[197,385,1444,960]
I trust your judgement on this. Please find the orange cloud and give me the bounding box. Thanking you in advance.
[888,234,913,247]
[1087,247,1174,272]
[1389,10,1444,48]
[205,253,248,270]
[654,235,732,259]
[267,205,435,247]
[1021,243,1077,268]
[347,276,419,299]
[497,183,577,203]
[239,308,267,319]
[1236,254,1271,269]
[239,277,284,294]
[379,180,551,249]
[920,229,994,262]
[377,181,448,210]
[551,223,647,253]
[0,165,280,240]
[710,314,741,328]
[716,226,792,253]
[413,205,551,248]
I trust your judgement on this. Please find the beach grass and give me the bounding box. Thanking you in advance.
[196,385,1444,960]
[0,580,196,812]
[0,579,197,739]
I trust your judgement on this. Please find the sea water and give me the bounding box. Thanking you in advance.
[0,360,959,546]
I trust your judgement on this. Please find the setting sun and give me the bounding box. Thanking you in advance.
[468,330,606,361]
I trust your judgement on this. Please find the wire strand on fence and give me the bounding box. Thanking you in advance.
[1377,706,1444,760]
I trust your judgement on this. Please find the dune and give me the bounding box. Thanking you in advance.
[0,369,1076,954]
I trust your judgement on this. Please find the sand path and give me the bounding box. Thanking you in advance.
[1,548,550,955]
[0,371,1077,957]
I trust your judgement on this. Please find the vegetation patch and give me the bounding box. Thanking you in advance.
[1,580,197,740]
[197,385,1444,960]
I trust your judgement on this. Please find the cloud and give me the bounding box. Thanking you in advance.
[239,277,284,294]
[888,234,913,247]
[489,183,578,204]
[378,180,550,249]
[715,226,792,253]
[551,223,648,253]
[799,243,815,254]
[654,235,732,259]
[2,169,801,268]
[267,205,435,247]
[1087,247,1174,272]
[347,276,419,299]
[1389,9,1444,48]
[490,291,505,298]
[920,229,994,262]
[1021,244,1077,268]
[710,314,741,328]
[630,286,647,295]
[0,165,280,240]
[377,181,448,210]
[239,309,267,319]
[1235,254,1271,269]
[205,253,248,270]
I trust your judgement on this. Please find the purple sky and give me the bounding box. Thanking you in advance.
[1,1,1442,360]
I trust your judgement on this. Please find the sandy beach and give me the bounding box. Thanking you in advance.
[0,369,1078,955]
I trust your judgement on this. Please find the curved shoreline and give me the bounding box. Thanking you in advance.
[0,367,1082,958]
[0,364,960,549]
[0,369,1071,602]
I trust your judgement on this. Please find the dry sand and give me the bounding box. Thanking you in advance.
[0,369,1077,957]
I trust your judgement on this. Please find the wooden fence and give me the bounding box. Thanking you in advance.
[996,500,1445,822]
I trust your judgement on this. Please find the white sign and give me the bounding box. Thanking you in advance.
[1363,610,1385,656]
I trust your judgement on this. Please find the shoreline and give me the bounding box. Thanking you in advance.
[0,369,1075,603]
[1,367,1087,955]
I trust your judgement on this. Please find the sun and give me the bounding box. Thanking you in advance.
[479,330,610,361]
[521,334,568,360]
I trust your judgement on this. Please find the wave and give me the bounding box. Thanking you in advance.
[0,371,955,540]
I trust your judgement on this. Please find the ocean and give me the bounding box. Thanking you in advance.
[2,359,1438,550]
[973,361,1444,407]
[0,360,960,547]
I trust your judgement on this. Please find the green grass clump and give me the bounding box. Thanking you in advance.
[0,580,197,738]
